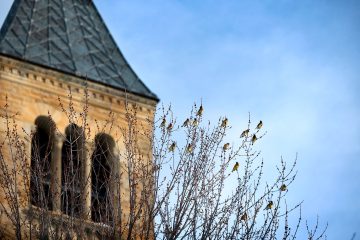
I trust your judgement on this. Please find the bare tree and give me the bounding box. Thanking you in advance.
[0,92,327,239]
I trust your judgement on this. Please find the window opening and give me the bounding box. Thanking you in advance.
[61,124,84,217]
[91,133,115,223]
[30,116,55,210]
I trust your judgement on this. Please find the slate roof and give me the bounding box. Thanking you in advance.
[0,0,158,101]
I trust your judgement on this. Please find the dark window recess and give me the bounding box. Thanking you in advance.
[30,116,54,210]
[91,134,114,223]
[61,124,84,217]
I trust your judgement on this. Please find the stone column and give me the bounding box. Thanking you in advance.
[21,124,36,207]
[83,141,93,220]
[112,148,121,225]
[27,124,37,160]
[51,134,64,212]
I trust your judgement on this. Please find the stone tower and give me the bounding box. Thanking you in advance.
[0,0,158,238]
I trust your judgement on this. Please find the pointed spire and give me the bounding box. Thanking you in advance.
[0,0,158,100]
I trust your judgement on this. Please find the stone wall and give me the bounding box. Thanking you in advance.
[0,54,157,239]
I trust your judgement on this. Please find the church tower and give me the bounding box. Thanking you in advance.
[0,0,158,239]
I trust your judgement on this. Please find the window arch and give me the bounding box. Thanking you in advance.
[61,124,84,217]
[30,116,55,210]
[91,133,115,223]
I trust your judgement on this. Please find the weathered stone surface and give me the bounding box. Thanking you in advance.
[0,54,156,239]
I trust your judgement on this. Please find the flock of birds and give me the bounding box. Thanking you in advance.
[232,120,262,172]
[160,105,285,212]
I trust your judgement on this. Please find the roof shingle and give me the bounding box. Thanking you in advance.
[0,0,158,100]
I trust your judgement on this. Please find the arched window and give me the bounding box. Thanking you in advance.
[91,133,115,223]
[61,124,84,217]
[30,116,55,210]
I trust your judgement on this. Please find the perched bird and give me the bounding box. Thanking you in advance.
[193,119,199,126]
[160,118,166,128]
[251,134,257,145]
[241,213,248,221]
[221,118,228,128]
[232,162,239,172]
[280,184,287,191]
[264,201,273,210]
[256,120,263,130]
[196,105,204,117]
[223,143,230,151]
[167,123,173,131]
[169,142,176,152]
[186,144,193,153]
[182,118,190,127]
[240,129,250,138]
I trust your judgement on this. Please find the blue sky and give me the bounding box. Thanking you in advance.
[1,0,359,238]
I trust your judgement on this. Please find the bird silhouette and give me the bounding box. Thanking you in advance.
[197,105,204,117]
[187,144,193,153]
[169,142,176,152]
[264,201,273,210]
[232,162,239,172]
[251,134,257,145]
[240,129,250,138]
[182,118,190,127]
[221,118,228,128]
[256,120,263,130]
[160,118,166,128]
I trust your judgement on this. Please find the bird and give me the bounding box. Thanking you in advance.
[264,201,273,210]
[223,143,230,151]
[169,142,176,152]
[232,162,239,172]
[280,184,287,191]
[196,105,204,117]
[256,120,263,130]
[221,118,228,128]
[160,118,166,128]
[182,118,190,127]
[241,213,248,221]
[240,129,250,138]
[186,144,193,153]
[167,123,173,131]
[251,134,257,145]
[193,119,199,126]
